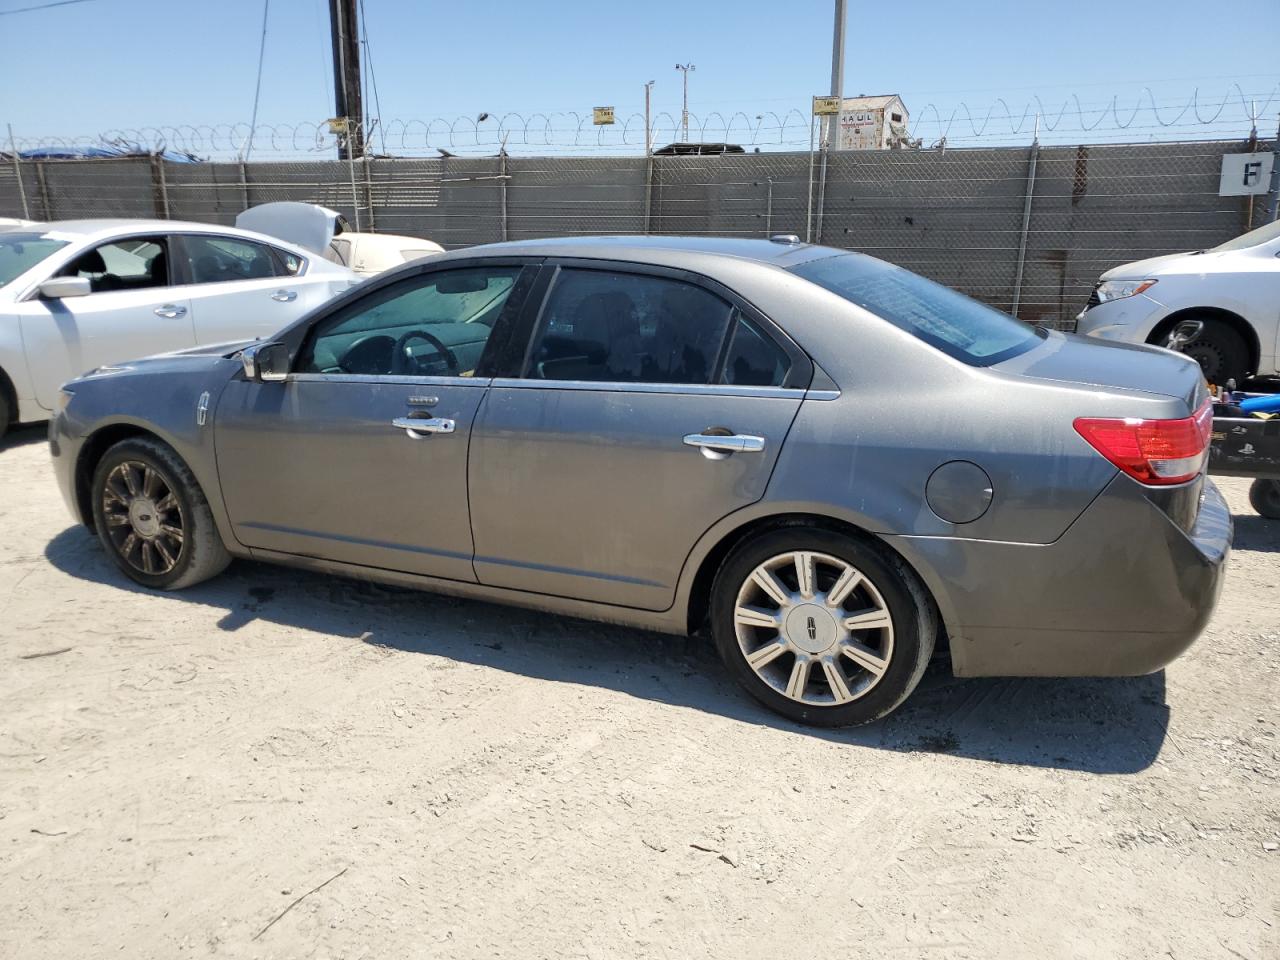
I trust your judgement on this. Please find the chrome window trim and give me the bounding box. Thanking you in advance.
[804,389,841,401]
[285,372,492,388]
[488,377,807,400]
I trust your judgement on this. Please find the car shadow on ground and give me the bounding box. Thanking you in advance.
[44,525,1173,775]
[1231,513,1280,553]
[0,423,48,452]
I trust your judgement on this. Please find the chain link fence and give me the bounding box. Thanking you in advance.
[2,138,1275,328]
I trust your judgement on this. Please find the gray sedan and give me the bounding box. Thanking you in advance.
[49,236,1230,725]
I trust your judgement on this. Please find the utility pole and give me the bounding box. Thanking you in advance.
[827,0,846,147]
[644,80,654,156]
[675,63,695,142]
[328,0,364,159]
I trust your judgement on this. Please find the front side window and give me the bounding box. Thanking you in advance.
[58,237,169,292]
[297,266,521,376]
[526,269,734,383]
[0,232,68,289]
[792,253,1042,365]
[183,235,280,284]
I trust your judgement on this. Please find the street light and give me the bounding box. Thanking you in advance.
[675,62,695,142]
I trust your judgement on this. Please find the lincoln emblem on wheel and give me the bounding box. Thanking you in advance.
[49,235,1230,726]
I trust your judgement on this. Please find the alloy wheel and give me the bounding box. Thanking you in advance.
[733,551,895,706]
[100,460,185,576]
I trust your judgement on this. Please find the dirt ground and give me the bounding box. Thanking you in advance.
[0,422,1276,960]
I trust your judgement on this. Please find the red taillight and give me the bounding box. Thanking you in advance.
[1073,400,1212,486]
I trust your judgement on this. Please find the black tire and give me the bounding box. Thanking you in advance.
[1181,319,1250,387]
[1248,479,1280,520]
[710,526,937,727]
[90,437,231,590]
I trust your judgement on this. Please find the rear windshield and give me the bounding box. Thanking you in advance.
[0,232,69,289]
[791,253,1042,365]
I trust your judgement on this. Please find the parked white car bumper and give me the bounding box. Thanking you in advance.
[1075,293,1169,343]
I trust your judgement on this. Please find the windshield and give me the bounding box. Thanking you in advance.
[0,232,69,289]
[791,253,1042,365]
[1212,218,1280,252]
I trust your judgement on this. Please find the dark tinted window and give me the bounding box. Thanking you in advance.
[527,269,733,384]
[183,235,281,284]
[792,254,1041,365]
[58,237,169,292]
[298,266,519,376]
[721,316,791,386]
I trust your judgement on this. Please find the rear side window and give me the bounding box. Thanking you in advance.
[526,269,734,384]
[721,316,791,386]
[792,253,1042,365]
[183,235,281,284]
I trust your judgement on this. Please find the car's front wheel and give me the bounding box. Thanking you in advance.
[710,527,936,726]
[91,437,231,590]
[1180,318,1249,387]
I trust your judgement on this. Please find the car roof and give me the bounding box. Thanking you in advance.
[15,218,314,252]
[442,235,842,271]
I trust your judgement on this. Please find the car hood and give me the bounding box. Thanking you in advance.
[1098,250,1211,280]
[994,330,1206,409]
[235,202,345,255]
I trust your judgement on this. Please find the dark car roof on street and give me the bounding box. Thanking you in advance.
[451,235,843,270]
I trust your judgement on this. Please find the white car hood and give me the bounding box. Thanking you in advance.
[1099,250,1213,280]
[235,202,343,255]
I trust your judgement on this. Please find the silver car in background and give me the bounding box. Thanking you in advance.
[49,236,1230,725]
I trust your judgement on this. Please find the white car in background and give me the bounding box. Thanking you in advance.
[1076,218,1280,385]
[0,218,354,436]
[237,202,444,278]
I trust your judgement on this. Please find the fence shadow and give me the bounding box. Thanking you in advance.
[44,525,1170,775]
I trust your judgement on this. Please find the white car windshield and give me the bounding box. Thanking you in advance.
[1212,218,1280,252]
[0,232,70,288]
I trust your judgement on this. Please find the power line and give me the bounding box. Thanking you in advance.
[243,0,270,161]
[0,0,96,15]
[358,0,385,155]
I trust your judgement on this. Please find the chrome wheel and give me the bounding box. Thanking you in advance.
[100,460,185,576]
[733,551,895,706]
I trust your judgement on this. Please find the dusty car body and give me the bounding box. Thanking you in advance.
[50,236,1230,725]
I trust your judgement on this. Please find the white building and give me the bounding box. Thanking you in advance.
[835,94,911,150]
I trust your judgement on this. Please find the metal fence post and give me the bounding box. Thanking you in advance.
[815,148,829,243]
[499,152,509,241]
[149,153,170,219]
[765,177,774,236]
[362,155,377,232]
[643,154,654,235]
[6,124,30,219]
[239,162,250,211]
[34,160,52,220]
[1011,135,1041,319]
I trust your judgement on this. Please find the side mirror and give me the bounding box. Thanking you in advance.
[38,276,92,300]
[240,342,291,382]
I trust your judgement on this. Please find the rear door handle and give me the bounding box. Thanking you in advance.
[392,416,455,438]
[271,290,298,302]
[154,304,187,319]
[682,433,766,454]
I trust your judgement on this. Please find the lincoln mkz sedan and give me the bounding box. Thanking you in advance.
[49,236,1231,725]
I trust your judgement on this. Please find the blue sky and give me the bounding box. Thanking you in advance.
[3,0,1279,152]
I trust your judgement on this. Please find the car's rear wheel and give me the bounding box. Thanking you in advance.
[1249,479,1280,520]
[710,527,936,726]
[1180,319,1249,387]
[91,437,230,590]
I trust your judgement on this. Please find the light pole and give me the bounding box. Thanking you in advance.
[827,0,846,147]
[675,62,695,142]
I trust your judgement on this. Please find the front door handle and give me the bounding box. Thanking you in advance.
[271,290,298,302]
[154,304,187,319]
[682,433,766,454]
[392,416,455,438]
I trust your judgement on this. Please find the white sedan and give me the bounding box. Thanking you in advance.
[1076,219,1280,385]
[0,218,355,435]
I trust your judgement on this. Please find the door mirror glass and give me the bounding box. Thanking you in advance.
[38,276,92,299]
[242,341,290,382]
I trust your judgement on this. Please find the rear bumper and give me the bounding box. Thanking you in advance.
[888,475,1231,677]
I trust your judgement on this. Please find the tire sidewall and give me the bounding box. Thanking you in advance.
[1185,322,1247,385]
[91,441,197,589]
[710,527,931,726]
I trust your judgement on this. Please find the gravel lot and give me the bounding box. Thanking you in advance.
[1,422,1277,960]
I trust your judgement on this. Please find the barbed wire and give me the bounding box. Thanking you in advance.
[10,83,1278,160]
